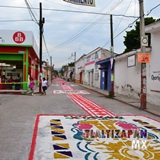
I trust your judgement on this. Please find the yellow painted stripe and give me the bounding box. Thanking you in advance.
[54,152,70,159]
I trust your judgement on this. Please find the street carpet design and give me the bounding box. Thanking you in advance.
[52,90,90,94]
[55,78,115,117]
[29,114,160,160]
[68,94,115,117]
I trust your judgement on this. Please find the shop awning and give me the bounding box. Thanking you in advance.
[96,58,110,65]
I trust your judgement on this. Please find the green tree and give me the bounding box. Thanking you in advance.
[123,17,156,53]
[59,65,68,76]
[68,62,74,67]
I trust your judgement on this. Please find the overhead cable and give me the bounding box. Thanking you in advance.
[46,0,124,52]
[101,2,160,48]
[0,5,138,18]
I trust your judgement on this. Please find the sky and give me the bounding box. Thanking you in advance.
[0,0,160,69]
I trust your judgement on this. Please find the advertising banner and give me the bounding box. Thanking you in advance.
[63,0,95,7]
[138,53,150,63]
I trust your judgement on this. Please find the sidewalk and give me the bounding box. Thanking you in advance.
[80,84,160,117]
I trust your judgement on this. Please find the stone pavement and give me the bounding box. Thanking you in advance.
[79,84,160,118]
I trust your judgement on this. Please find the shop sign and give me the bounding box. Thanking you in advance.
[63,0,95,7]
[151,71,160,81]
[0,30,34,46]
[13,32,26,44]
[138,53,150,63]
[127,54,136,67]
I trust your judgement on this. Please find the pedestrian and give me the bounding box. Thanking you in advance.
[42,77,48,95]
[29,77,35,96]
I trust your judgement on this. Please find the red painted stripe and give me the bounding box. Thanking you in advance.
[70,95,97,115]
[28,115,40,160]
[85,60,95,66]
[68,94,95,115]
[73,94,115,116]
[69,94,115,117]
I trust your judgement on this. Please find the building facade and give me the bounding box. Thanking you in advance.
[145,21,160,105]
[114,50,142,98]
[114,21,160,106]
[0,30,39,91]
[75,54,86,84]
[84,47,110,88]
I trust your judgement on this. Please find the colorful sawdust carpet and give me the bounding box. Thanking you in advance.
[29,115,160,160]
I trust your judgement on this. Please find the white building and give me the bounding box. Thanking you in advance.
[114,49,143,98]
[145,21,160,105]
[84,47,110,88]
[114,21,160,106]
[75,54,86,84]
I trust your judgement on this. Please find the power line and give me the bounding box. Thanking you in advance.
[24,0,38,24]
[146,3,160,16]
[102,17,140,48]
[114,0,133,34]
[46,0,125,52]
[102,0,134,48]
[46,20,110,24]
[0,5,138,18]
[101,2,160,49]
[42,34,51,58]
[0,19,33,22]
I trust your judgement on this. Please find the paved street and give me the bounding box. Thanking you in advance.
[0,78,160,160]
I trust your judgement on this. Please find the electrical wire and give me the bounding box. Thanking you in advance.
[101,2,160,49]
[114,0,133,34]
[146,3,160,16]
[0,5,138,18]
[1,2,159,59]
[46,20,109,24]
[46,0,125,52]
[24,0,38,24]
[101,17,140,48]
[42,34,51,58]
[0,19,33,22]
[101,0,133,48]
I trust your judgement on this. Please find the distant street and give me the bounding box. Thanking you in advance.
[0,78,160,160]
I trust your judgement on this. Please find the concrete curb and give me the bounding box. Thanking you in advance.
[113,97,160,117]
[79,84,160,118]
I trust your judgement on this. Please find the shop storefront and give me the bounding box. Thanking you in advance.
[0,30,39,91]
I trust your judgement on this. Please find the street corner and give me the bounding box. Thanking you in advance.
[29,114,160,160]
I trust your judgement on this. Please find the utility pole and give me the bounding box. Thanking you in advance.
[39,2,45,93]
[50,56,53,82]
[50,56,52,66]
[72,52,76,82]
[139,0,147,109]
[110,14,114,97]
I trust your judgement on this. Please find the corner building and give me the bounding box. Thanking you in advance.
[0,30,39,91]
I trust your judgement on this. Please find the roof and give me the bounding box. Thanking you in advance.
[76,54,86,62]
[85,47,110,57]
[145,20,160,33]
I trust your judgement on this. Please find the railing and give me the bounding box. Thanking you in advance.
[0,81,25,90]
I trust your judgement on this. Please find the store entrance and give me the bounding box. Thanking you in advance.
[0,60,23,90]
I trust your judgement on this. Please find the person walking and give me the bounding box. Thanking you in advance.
[29,78,35,96]
[42,77,48,95]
